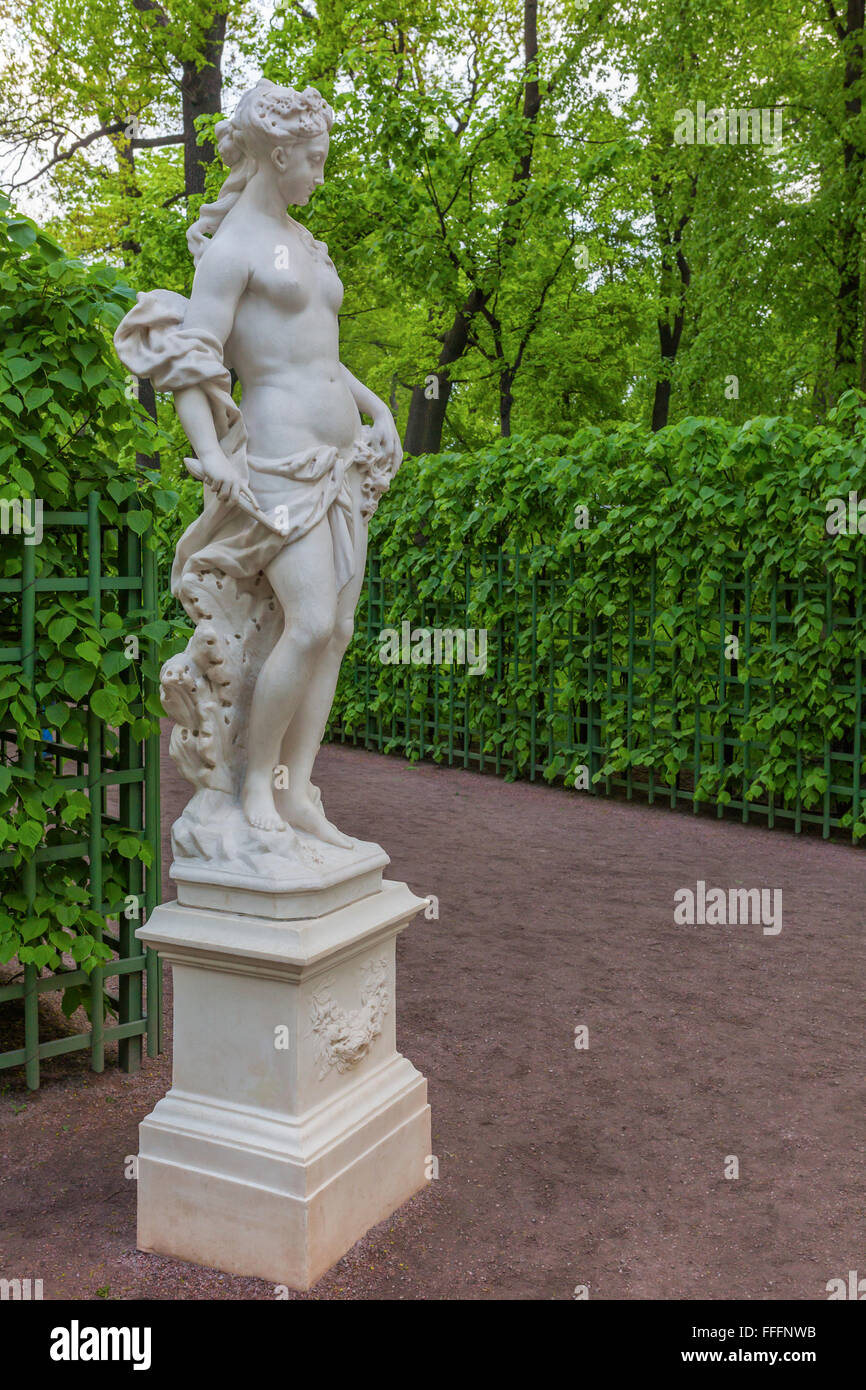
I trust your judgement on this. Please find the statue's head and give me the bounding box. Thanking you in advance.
[216,78,334,206]
[188,78,335,262]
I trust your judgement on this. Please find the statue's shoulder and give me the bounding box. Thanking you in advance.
[192,226,253,291]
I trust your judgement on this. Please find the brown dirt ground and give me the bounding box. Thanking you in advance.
[1,734,865,1301]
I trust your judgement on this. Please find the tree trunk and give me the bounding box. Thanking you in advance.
[117,138,141,262]
[403,287,487,454]
[508,0,539,192]
[181,11,227,196]
[650,176,693,431]
[651,264,688,431]
[499,368,514,436]
[833,0,866,396]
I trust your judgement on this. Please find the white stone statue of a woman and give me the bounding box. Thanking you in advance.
[115,78,401,882]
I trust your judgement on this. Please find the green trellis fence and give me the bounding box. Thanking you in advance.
[0,491,162,1089]
[328,546,866,841]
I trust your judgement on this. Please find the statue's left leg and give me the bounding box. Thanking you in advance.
[242,517,337,833]
[276,467,368,848]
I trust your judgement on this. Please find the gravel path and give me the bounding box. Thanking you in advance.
[1,738,864,1300]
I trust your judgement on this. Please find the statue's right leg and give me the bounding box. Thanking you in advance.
[241,519,337,832]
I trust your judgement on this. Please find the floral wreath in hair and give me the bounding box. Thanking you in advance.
[215,77,334,164]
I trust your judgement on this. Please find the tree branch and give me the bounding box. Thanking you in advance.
[131,133,184,148]
[10,120,126,186]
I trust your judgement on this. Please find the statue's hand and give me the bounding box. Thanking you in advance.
[189,451,256,508]
[370,407,403,473]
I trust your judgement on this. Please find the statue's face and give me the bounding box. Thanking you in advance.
[271,133,329,207]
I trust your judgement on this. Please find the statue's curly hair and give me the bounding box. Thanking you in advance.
[187,77,334,265]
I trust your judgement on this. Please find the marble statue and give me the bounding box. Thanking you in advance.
[120,84,431,1285]
[115,77,402,881]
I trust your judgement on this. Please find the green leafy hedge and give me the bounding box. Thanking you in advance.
[0,195,169,985]
[329,396,866,838]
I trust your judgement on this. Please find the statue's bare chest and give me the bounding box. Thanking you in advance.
[250,231,343,316]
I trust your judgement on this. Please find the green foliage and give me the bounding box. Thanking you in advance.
[3,0,866,437]
[264,0,639,443]
[0,194,164,984]
[330,394,866,836]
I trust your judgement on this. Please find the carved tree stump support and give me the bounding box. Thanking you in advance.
[135,876,431,1289]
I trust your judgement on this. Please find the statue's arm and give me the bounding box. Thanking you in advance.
[340,365,388,421]
[340,365,402,470]
[175,241,252,502]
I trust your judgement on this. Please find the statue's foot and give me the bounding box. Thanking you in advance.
[242,780,292,834]
[276,789,354,849]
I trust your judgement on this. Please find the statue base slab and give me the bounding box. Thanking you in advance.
[135,879,431,1290]
[171,835,390,919]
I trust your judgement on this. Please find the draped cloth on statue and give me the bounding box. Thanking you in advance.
[172,446,355,597]
[113,289,356,597]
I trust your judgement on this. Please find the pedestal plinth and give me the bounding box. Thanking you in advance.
[135,876,431,1290]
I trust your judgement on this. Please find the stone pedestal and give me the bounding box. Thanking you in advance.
[135,874,431,1290]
